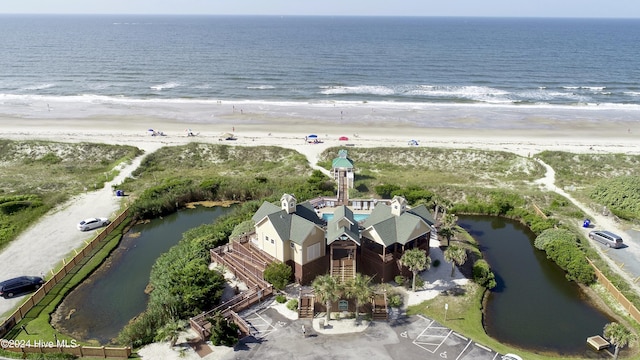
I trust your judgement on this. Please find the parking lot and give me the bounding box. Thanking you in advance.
[222,308,509,360]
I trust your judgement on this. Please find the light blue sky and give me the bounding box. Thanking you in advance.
[1,0,638,18]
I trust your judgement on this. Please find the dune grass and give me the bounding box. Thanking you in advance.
[0,139,142,250]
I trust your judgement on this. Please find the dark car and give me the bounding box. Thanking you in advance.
[0,276,44,298]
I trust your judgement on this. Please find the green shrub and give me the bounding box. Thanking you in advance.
[286,299,298,311]
[263,262,292,290]
[590,175,640,220]
[208,313,240,347]
[415,276,425,289]
[472,259,497,289]
[534,228,576,250]
[394,275,405,286]
[388,293,403,308]
[275,294,287,303]
[540,230,596,284]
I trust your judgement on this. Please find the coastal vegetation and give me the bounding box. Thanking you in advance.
[105,144,640,351]
[536,151,640,222]
[4,141,640,358]
[0,139,142,249]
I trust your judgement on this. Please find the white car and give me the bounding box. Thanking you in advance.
[77,217,110,231]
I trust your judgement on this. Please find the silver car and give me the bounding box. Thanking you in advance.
[589,230,624,248]
[77,217,110,231]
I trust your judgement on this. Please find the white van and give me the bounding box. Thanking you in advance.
[589,230,624,248]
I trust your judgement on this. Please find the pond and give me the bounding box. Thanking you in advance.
[458,215,613,356]
[52,205,233,344]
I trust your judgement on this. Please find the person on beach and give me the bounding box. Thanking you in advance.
[302,324,306,338]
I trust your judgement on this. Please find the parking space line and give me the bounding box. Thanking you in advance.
[456,340,472,360]
[452,332,468,341]
[474,343,492,352]
[413,319,452,354]
[243,311,277,338]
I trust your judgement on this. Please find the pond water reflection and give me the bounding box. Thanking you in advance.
[459,215,613,356]
[53,206,232,344]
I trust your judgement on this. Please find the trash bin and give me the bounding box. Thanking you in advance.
[319,319,324,329]
[583,219,590,228]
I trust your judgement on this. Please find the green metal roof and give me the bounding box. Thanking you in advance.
[326,205,360,245]
[363,203,431,246]
[252,200,324,245]
[332,150,354,169]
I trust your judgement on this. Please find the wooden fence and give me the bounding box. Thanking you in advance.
[2,344,132,358]
[191,241,275,340]
[0,208,132,358]
[587,258,640,323]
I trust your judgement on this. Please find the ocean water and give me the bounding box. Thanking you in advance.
[1,15,639,126]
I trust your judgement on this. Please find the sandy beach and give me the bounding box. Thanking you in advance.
[2,99,640,158]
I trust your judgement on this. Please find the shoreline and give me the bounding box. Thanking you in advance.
[1,108,640,158]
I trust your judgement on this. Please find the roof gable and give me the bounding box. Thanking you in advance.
[326,205,360,245]
[363,203,432,246]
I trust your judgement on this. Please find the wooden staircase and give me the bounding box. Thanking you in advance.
[372,293,388,321]
[298,295,314,319]
[331,259,355,283]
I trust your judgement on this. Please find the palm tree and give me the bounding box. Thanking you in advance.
[444,245,467,277]
[155,318,187,347]
[345,273,373,324]
[431,195,444,222]
[604,322,637,359]
[400,249,431,292]
[312,274,342,324]
[438,213,459,246]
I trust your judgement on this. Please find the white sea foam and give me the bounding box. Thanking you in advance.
[21,84,55,91]
[320,85,395,96]
[150,82,180,91]
[247,85,276,90]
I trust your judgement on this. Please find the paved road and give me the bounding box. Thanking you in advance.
[220,308,509,360]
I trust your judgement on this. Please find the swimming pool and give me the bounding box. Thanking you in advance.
[322,213,369,222]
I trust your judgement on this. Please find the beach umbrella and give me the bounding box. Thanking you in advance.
[339,136,349,141]
[308,134,318,138]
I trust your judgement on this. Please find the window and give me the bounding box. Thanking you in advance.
[270,238,274,244]
[307,242,321,262]
[290,242,295,248]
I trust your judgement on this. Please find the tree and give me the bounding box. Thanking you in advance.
[208,312,240,347]
[438,213,459,246]
[400,249,431,292]
[263,262,292,290]
[312,274,342,323]
[345,273,373,324]
[155,318,187,347]
[604,322,637,360]
[444,245,467,277]
[472,259,497,289]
